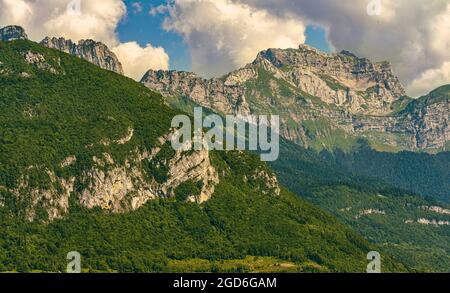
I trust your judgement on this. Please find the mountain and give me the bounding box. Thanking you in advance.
[138,49,449,271]
[142,86,450,271]
[40,36,123,74]
[0,33,406,272]
[0,25,123,75]
[0,25,28,42]
[142,44,449,152]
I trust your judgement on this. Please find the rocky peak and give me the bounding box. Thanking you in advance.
[0,25,28,41]
[141,45,447,152]
[40,36,124,74]
[259,45,402,88]
[253,44,405,108]
[141,69,251,116]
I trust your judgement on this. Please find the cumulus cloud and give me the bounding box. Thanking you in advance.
[112,42,170,80]
[0,0,125,46]
[0,0,170,80]
[408,62,450,97]
[158,0,306,77]
[233,0,450,96]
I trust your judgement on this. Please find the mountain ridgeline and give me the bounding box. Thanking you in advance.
[0,25,448,273]
[0,25,123,75]
[142,45,449,153]
[0,28,407,272]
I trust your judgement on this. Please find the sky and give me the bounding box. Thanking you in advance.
[117,0,192,72]
[0,0,448,97]
[117,0,332,72]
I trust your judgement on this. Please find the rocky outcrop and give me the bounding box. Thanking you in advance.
[142,44,448,151]
[0,25,28,41]
[252,45,405,115]
[141,70,251,116]
[40,37,123,74]
[397,93,449,149]
[405,218,450,226]
[250,167,281,196]
[355,209,386,220]
[0,25,123,74]
[79,134,219,212]
[5,129,220,221]
[23,50,60,74]
[420,206,450,215]
[9,167,74,222]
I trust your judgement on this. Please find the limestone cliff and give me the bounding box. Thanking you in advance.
[6,129,220,222]
[142,44,448,152]
[40,37,123,74]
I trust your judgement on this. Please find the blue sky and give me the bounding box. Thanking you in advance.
[117,0,331,72]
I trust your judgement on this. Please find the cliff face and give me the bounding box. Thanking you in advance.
[9,130,220,222]
[40,37,124,75]
[250,45,406,115]
[397,87,450,149]
[0,25,28,41]
[141,70,251,117]
[142,45,448,152]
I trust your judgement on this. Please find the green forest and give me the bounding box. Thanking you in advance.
[270,139,450,272]
[0,40,407,272]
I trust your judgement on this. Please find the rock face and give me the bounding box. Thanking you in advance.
[142,44,449,152]
[251,45,406,115]
[397,91,449,149]
[141,70,251,116]
[0,25,28,41]
[6,129,220,222]
[23,50,60,74]
[40,37,123,74]
[79,133,219,213]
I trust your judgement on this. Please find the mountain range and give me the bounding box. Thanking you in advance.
[141,45,449,153]
[0,25,448,272]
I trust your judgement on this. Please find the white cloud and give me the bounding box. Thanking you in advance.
[0,0,126,46]
[0,0,170,80]
[158,0,306,77]
[234,0,450,96]
[2,0,448,92]
[0,0,33,25]
[407,62,450,97]
[112,42,170,80]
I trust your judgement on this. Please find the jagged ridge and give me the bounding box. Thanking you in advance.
[141,44,449,152]
[40,37,123,74]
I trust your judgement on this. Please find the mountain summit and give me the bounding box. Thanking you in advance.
[0,25,28,42]
[40,37,124,75]
[252,44,406,114]
[142,44,449,152]
[0,25,123,75]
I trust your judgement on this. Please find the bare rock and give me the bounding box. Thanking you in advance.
[41,37,124,74]
[0,25,28,41]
